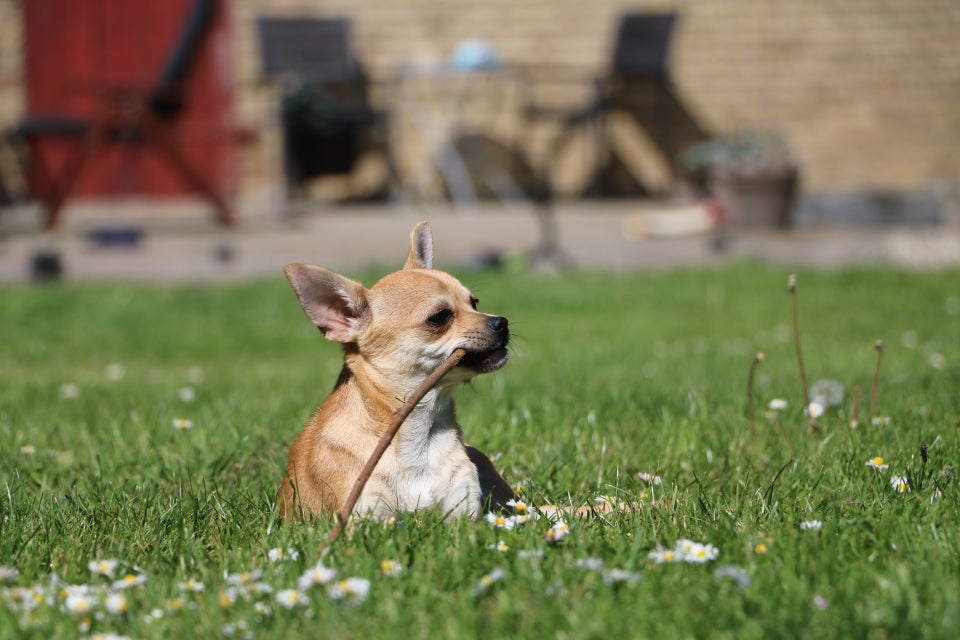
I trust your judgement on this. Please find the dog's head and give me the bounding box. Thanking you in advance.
[284,222,509,386]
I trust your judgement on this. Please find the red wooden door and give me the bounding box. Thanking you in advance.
[22,0,236,197]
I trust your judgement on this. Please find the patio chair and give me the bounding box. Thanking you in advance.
[257,16,395,202]
[13,0,235,232]
[530,12,709,197]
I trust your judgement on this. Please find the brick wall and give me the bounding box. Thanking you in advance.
[3,0,959,201]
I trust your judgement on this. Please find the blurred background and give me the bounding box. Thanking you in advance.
[1,0,958,280]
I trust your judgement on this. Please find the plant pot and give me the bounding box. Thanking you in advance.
[710,163,799,228]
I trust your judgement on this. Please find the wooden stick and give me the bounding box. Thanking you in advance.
[326,348,468,545]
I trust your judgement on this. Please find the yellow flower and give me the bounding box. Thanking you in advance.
[754,543,768,554]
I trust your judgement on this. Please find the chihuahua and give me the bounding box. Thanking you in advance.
[278,222,516,522]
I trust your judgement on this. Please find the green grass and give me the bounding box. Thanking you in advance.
[1,263,959,639]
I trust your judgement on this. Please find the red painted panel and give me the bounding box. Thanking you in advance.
[23,0,236,197]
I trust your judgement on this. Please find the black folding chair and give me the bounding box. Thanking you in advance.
[257,16,394,202]
[531,13,709,197]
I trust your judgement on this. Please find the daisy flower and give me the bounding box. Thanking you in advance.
[768,399,788,411]
[685,542,720,563]
[472,568,505,596]
[0,566,18,583]
[104,592,129,615]
[866,456,889,470]
[505,498,531,513]
[171,418,193,430]
[647,547,678,564]
[484,512,517,530]
[254,601,273,617]
[105,363,126,381]
[327,577,371,604]
[225,569,263,586]
[380,559,403,577]
[489,540,511,552]
[178,578,205,593]
[112,572,147,590]
[637,472,663,485]
[603,569,640,585]
[297,564,337,590]
[267,547,299,562]
[805,402,825,419]
[713,565,751,589]
[890,475,909,493]
[19,445,35,455]
[275,589,308,609]
[594,495,618,506]
[799,520,823,531]
[545,521,571,542]
[64,592,96,614]
[59,383,80,399]
[574,557,604,571]
[88,558,120,578]
[871,416,891,426]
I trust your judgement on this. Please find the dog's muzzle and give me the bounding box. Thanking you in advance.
[460,316,510,373]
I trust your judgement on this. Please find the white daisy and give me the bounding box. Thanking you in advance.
[171,418,193,430]
[472,568,505,596]
[545,521,572,542]
[297,564,337,590]
[112,572,147,590]
[637,472,663,485]
[805,402,825,419]
[275,589,308,609]
[267,547,299,562]
[768,399,788,411]
[88,558,120,578]
[603,569,640,585]
[647,547,678,564]
[890,475,909,493]
[799,520,823,531]
[866,456,889,470]
[178,578,205,592]
[104,592,129,614]
[380,559,403,577]
[64,592,96,614]
[489,540,511,552]
[327,577,371,603]
[484,512,517,530]
[225,569,263,586]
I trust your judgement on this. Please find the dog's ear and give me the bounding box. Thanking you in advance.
[403,221,433,270]
[284,264,369,343]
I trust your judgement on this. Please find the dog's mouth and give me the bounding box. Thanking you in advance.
[459,347,510,373]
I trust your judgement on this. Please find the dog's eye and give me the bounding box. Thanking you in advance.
[470,297,479,310]
[426,309,454,326]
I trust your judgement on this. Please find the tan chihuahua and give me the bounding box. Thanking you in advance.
[278,222,515,522]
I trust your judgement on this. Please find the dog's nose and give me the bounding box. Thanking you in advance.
[487,315,509,336]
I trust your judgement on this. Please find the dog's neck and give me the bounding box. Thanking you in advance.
[338,356,462,441]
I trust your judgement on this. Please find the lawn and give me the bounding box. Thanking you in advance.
[1,263,958,639]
